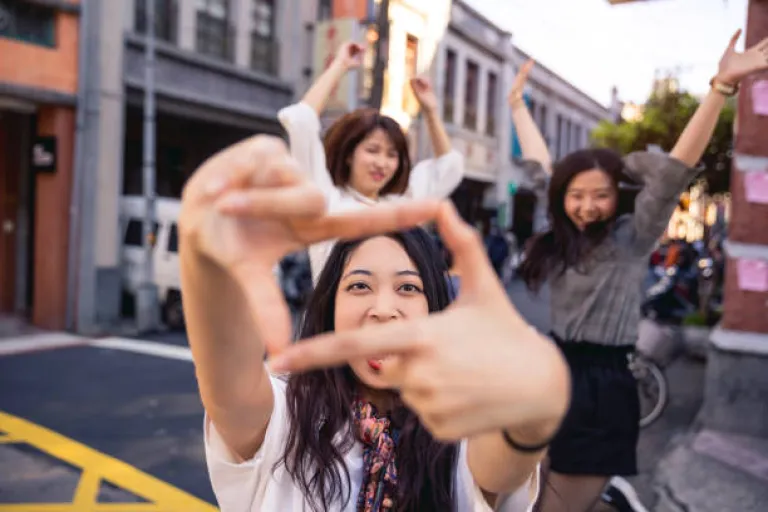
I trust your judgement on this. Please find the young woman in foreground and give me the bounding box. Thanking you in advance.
[509,31,768,511]
[179,135,570,511]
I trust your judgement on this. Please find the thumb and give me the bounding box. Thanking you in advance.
[728,29,742,51]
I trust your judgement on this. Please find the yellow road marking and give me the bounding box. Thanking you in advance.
[0,411,218,512]
[73,470,101,505]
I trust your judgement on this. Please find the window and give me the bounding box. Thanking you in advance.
[251,0,277,74]
[443,49,457,122]
[317,0,332,20]
[556,114,563,159]
[167,224,179,253]
[196,0,232,61]
[486,72,497,136]
[403,34,419,112]
[573,124,582,151]
[123,220,160,248]
[539,104,547,135]
[0,1,56,47]
[135,0,177,43]
[564,119,571,154]
[464,60,479,130]
[528,99,537,124]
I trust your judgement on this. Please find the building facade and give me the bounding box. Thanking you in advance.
[0,0,81,330]
[427,0,512,231]
[2,0,314,333]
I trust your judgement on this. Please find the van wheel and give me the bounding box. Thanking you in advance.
[163,291,185,330]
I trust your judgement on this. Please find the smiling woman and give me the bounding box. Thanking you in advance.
[277,40,465,282]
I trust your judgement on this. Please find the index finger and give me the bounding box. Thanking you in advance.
[267,318,434,373]
[301,199,441,244]
[434,202,502,298]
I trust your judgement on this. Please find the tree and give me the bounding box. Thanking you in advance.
[591,88,736,193]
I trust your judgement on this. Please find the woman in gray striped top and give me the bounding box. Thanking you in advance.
[508,31,768,512]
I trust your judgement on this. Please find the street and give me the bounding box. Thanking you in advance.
[0,281,706,511]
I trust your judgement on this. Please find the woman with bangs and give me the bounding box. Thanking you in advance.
[278,41,464,280]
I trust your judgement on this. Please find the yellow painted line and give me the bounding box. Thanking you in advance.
[73,470,101,505]
[0,411,218,512]
[0,433,22,443]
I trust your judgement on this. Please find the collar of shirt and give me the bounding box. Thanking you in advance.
[343,185,380,206]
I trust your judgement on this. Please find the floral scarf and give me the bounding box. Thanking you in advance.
[352,399,399,512]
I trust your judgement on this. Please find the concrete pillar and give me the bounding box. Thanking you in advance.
[702,0,768,438]
[34,107,76,330]
[233,0,250,69]
[178,0,196,51]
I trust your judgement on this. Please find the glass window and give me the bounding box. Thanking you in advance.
[0,1,56,48]
[443,48,456,122]
[464,60,479,130]
[167,224,179,253]
[196,0,231,60]
[124,219,160,247]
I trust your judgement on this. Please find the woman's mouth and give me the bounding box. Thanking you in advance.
[370,171,386,182]
[367,359,382,371]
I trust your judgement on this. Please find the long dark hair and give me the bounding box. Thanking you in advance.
[279,228,458,512]
[323,109,412,195]
[519,148,636,291]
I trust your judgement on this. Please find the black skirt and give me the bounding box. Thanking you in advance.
[548,336,640,476]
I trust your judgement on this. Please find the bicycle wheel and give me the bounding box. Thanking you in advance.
[631,356,669,428]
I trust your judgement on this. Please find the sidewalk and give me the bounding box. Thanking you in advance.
[654,428,768,511]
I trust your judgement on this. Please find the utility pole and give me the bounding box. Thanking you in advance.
[136,0,159,333]
[369,0,390,110]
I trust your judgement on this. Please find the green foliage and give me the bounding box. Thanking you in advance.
[591,89,736,193]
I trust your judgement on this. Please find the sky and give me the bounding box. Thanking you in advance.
[464,0,749,106]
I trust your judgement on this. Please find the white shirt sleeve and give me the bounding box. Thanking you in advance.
[277,102,336,194]
[406,150,465,200]
[456,441,540,512]
[203,376,289,512]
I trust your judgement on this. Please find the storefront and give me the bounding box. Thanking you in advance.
[0,1,80,329]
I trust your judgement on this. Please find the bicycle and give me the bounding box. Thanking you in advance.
[629,352,668,428]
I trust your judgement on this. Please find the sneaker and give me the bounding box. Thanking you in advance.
[600,477,648,512]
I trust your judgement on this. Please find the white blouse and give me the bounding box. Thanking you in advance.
[277,102,465,282]
[204,376,539,512]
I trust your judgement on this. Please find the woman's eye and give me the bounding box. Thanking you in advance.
[398,283,423,293]
[346,282,371,292]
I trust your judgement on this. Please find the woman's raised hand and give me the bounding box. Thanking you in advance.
[717,29,768,85]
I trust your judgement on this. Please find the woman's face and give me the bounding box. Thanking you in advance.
[347,128,401,199]
[564,168,618,231]
[334,236,429,389]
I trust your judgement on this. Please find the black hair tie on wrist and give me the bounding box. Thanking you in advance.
[501,428,553,454]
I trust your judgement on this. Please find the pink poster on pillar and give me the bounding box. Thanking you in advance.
[737,258,768,293]
[752,80,768,116]
[744,172,768,204]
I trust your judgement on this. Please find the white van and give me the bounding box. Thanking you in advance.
[119,196,184,328]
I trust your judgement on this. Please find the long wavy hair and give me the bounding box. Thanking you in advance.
[519,148,637,291]
[323,109,412,195]
[279,228,458,512]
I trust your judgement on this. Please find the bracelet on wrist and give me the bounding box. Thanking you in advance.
[710,76,739,97]
[501,427,555,454]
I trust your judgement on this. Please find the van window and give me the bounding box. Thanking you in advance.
[124,219,159,247]
[168,224,179,253]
